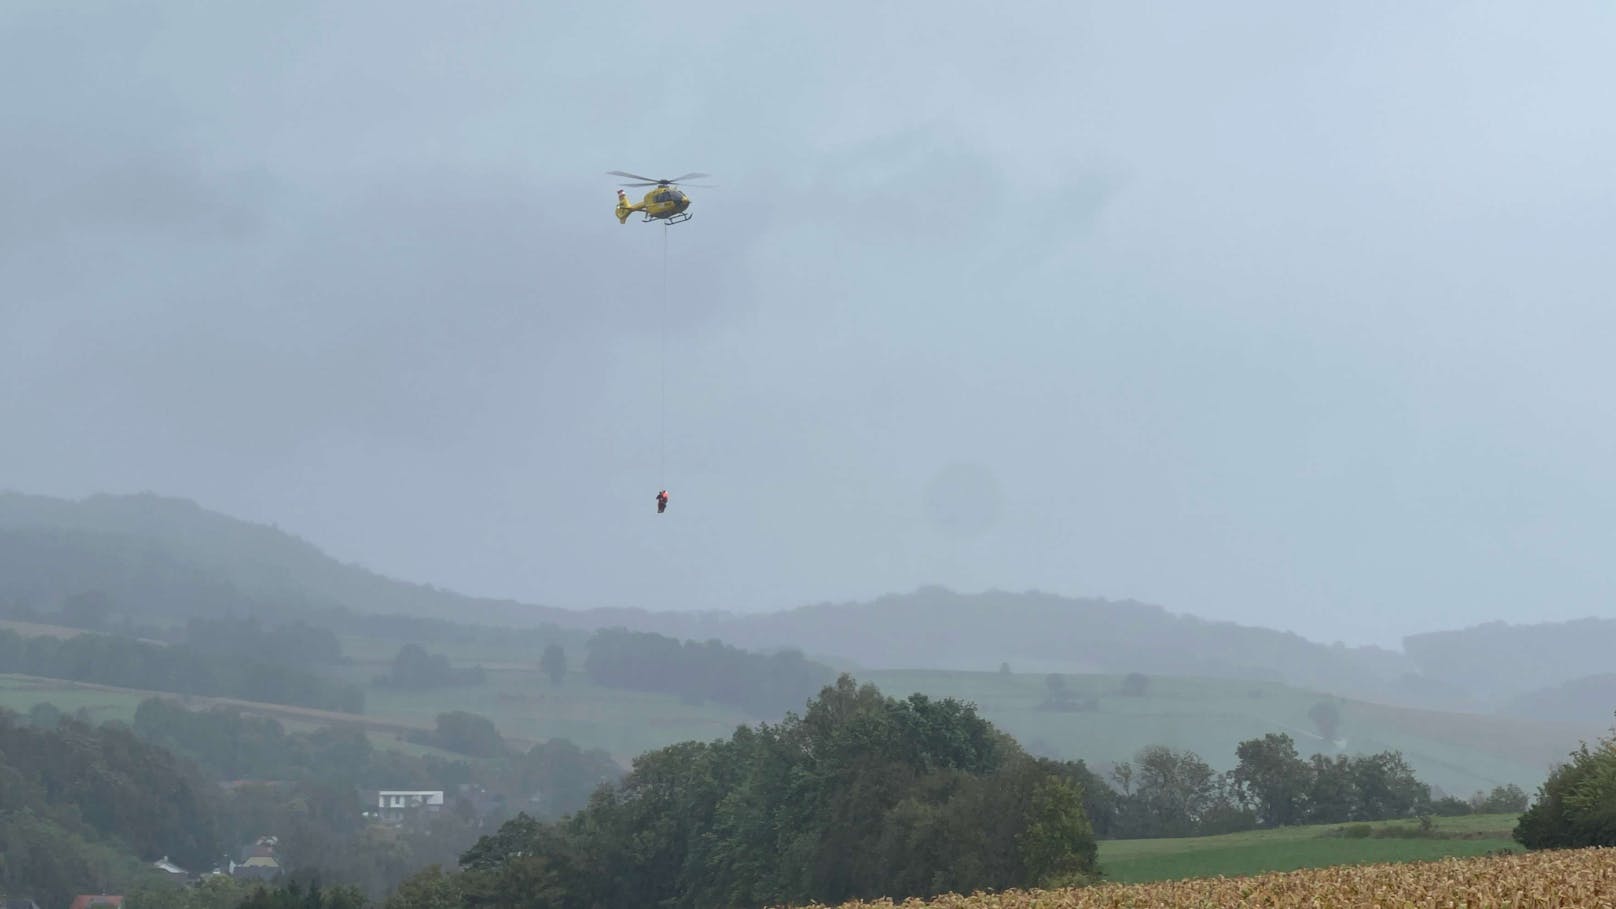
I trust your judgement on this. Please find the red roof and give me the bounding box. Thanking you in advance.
[70,897,124,909]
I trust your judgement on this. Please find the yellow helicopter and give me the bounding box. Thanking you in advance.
[609,170,711,225]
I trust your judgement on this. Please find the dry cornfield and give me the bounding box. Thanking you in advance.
[789,847,1616,908]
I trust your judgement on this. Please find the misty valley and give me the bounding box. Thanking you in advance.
[0,494,1610,907]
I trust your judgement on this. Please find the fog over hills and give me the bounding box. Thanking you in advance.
[3,491,1613,715]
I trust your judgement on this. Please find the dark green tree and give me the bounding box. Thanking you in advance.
[236,880,367,909]
[1308,699,1342,742]
[1304,754,1357,823]
[1429,795,1473,816]
[1232,733,1310,827]
[27,701,62,728]
[1471,783,1528,814]
[384,864,465,908]
[1042,673,1073,709]
[1349,750,1428,820]
[540,644,566,685]
[1126,745,1218,837]
[429,711,505,759]
[127,875,258,909]
[456,675,1097,908]
[583,628,834,718]
[1016,773,1098,886]
[383,644,482,689]
[1515,735,1616,849]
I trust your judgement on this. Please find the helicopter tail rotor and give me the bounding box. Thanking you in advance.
[614,188,638,224]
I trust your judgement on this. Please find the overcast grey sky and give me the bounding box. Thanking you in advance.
[4,2,1615,647]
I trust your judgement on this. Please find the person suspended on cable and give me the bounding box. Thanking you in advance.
[656,490,669,514]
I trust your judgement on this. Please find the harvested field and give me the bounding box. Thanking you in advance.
[792,846,1616,908]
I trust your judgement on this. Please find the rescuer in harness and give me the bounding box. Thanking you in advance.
[656,490,669,514]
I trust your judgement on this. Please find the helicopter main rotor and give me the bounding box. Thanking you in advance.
[608,170,713,187]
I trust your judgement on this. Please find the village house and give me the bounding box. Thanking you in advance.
[152,856,189,881]
[366,789,445,825]
[230,835,283,882]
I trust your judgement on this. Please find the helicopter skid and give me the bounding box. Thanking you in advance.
[647,211,693,225]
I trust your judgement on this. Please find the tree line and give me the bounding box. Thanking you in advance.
[376,643,487,689]
[0,627,363,712]
[583,627,836,718]
[89,691,1610,909]
[1514,722,1616,850]
[0,708,222,908]
[1088,732,1523,840]
[428,675,1099,909]
[182,616,347,668]
[130,698,620,899]
[0,697,623,906]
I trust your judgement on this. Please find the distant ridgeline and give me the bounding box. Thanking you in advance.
[1404,618,1616,705]
[583,627,837,718]
[7,492,1616,714]
[0,491,574,627]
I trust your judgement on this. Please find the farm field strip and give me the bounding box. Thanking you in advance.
[1097,813,1520,883]
[793,846,1616,907]
[0,672,541,750]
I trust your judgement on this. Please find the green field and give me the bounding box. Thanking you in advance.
[7,624,1596,797]
[1097,813,1520,883]
[0,674,151,725]
[332,635,755,763]
[336,628,593,667]
[334,643,1598,787]
[861,669,1590,797]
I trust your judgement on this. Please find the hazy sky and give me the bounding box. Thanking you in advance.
[4,2,1615,647]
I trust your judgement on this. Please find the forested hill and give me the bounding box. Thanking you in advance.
[0,495,1388,670]
[0,493,1428,706]
[0,491,570,626]
[603,587,1420,701]
[1404,618,1616,703]
[3,492,1602,711]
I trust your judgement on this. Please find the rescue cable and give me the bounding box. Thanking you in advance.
[660,223,668,485]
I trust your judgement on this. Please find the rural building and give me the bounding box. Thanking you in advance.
[230,835,283,881]
[152,856,189,880]
[369,789,446,825]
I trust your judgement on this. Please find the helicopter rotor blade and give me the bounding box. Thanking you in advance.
[607,170,661,183]
[669,172,710,182]
[618,181,662,188]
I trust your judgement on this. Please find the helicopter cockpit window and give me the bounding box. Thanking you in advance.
[671,191,687,201]
[654,191,673,203]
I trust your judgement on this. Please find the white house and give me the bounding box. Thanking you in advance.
[373,790,445,825]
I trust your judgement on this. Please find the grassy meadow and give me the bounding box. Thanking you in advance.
[0,673,150,725]
[337,633,755,762]
[1096,812,1519,884]
[2,617,1589,797]
[861,669,1585,797]
[338,635,1592,789]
